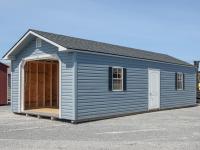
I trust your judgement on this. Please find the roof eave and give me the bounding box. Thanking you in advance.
[3,30,67,60]
[0,62,9,67]
[68,48,193,68]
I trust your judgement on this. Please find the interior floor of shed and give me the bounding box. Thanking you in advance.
[24,108,59,117]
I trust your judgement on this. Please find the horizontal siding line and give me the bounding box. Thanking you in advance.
[77,106,147,119]
[77,95,148,98]
[77,96,148,99]
[77,90,147,92]
[77,93,148,97]
[161,101,195,105]
[78,99,147,104]
[161,98,195,101]
[161,94,195,97]
[61,108,73,111]
[161,103,195,109]
[77,104,147,113]
[78,102,148,108]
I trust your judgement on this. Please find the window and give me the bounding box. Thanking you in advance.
[36,38,42,48]
[112,67,123,91]
[176,72,184,90]
[108,67,126,91]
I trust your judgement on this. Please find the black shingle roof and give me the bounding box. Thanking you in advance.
[21,29,195,66]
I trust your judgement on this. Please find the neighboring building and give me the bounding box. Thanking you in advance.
[196,72,200,101]
[3,29,196,123]
[6,63,11,104]
[0,62,9,105]
[193,61,200,102]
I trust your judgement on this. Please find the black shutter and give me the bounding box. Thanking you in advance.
[175,73,177,90]
[108,67,112,91]
[123,68,127,91]
[183,73,185,90]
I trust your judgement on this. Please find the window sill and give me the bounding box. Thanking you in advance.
[176,89,184,91]
[112,90,124,92]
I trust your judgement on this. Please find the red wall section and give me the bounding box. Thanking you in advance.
[0,63,8,105]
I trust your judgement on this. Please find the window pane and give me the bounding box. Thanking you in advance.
[113,79,122,90]
[36,38,42,48]
[113,79,117,90]
[177,73,183,90]
[118,68,122,78]
[177,81,181,89]
[178,74,180,80]
[117,79,122,89]
[113,68,118,78]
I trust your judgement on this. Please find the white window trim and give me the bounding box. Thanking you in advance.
[112,66,123,91]
[176,72,184,90]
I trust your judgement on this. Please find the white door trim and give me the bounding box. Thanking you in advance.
[148,68,160,110]
[18,54,62,118]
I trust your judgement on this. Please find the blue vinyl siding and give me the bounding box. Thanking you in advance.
[11,61,19,112]
[11,38,75,120]
[76,52,196,120]
[160,71,196,108]
[10,36,196,122]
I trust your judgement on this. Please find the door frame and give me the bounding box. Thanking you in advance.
[19,54,62,118]
[148,68,160,110]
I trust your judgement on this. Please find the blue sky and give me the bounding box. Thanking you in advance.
[0,0,200,63]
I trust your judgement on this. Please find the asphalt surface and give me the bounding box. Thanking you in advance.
[0,105,200,150]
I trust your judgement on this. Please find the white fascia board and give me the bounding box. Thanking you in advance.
[29,31,67,51]
[3,31,67,60]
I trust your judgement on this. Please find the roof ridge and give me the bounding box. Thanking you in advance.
[30,29,175,57]
[4,29,192,67]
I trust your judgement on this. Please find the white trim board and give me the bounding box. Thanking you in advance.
[18,54,62,118]
[3,31,67,60]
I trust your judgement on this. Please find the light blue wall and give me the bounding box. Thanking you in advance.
[76,52,196,120]
[11,38,75,120]
[11,37,196,122]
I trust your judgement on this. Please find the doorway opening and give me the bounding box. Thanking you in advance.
[23,60,59,116]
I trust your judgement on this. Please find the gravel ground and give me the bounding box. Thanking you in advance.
[0,105,200,150]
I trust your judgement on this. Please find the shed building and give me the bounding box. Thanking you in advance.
[3,29,196,122]
[0,62,9,105]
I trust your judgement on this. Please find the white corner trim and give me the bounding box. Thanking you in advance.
[19,60,25,112]
[73,52,78,120]
[3,31,67,59]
